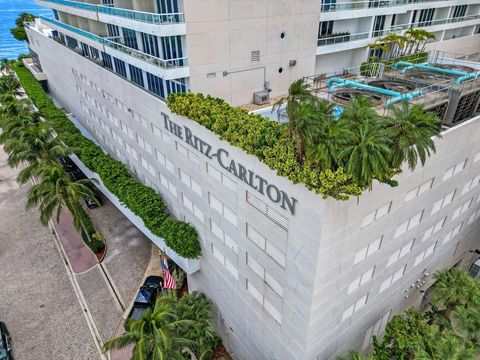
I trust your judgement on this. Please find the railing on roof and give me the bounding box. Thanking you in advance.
[317,15,480,46]
[39,16,188,69]
[41,0,185,24]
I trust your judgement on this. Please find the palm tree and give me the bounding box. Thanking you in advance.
[177,292,219,359]
[0,75,22,98]
[26,162,97,234]
[452,305,480,350]
[104,295,198,360]
[307,100,345,170]
[431,268,480,320]
[384,102,440,171]
[337,117,392,188]
[273,79,318,160]
[0,58,14,74]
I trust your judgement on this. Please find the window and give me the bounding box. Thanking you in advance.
[380,265,406,293]
[182,194,204,222]
[159,174,177,197]
[431,190,456,214]
[209,193,237,226]
[347,266,375,294]
[122,28,138,49]
[353,236,382,265]
[107,23,120,37]
[387,239,414,267]
[462,175,480,195]
[207,164,236,191]
[468,209,480,225]
[372,15,386,36]
[179,170,202,197]
[113,58,127,78]
[452,5,467,18]
[265,272,284,297]
[140,155,156,176]
[361,202,392,228]
[152,123,170,143]
[342,294,368,321]
[155,150,175,174]
[120,122,134,139]
[246,191,288,231]
[124,142,138,161]
[414,242,437,266]
[452,199,472,219]
[129,64,144,87]
[422,217,446,241]
[161,35,183,62]
[417,8,434,26]
[443,160,467,181]
[394,211,423,238]
[137,134,152,154]
[142,33,160,57]
[246,223,286,267]
[210,220,237,253]
[146,72,165,98]
[165,78,187,95]
[443,223,463,244]
[247,253,264,278]
[405,178,434,202]
[246,279,264,304]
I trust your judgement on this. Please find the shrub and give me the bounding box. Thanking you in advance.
[14,62,201,259]
[168,92,362,200]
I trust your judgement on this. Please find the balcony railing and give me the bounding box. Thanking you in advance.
[317,15,480,46]
[321,0,468,12]
[39,16,188,68]
[41,0,184,24]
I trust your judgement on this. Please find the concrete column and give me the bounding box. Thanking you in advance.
[444,88,462,124]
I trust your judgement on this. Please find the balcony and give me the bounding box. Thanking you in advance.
[321,0,480,12]
[37,0,186,36]
[39,0,184,24]
[22,57,47,81]
[317,14,480,52]
[38,15,188,74]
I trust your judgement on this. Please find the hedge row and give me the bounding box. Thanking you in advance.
[167,93,362,200]
[14,62,201,259]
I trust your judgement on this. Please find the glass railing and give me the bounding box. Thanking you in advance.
[321,0,462,12]
[41,0,184,24]
[97,5,184,24]
[39,16,188,68]
[317,15,480,46]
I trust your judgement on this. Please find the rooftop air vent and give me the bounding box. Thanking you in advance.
[251,50,260,62]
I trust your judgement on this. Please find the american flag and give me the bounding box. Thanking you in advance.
[162,257,176,289]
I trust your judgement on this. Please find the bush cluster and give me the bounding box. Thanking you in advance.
[77,206,105,253]
[14,62,201,259]
[167,92,362,200]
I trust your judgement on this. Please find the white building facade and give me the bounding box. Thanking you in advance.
[24,1,480,359]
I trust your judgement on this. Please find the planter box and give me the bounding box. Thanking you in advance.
[70,154,201,274]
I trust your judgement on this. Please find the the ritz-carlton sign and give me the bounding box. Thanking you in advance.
[163,117,298,215]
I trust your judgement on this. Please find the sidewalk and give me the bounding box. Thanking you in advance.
[53,208,97,273]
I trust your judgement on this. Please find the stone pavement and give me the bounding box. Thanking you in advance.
[0,147,99,360]
[54,208,97,273]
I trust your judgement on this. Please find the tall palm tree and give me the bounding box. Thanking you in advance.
[0,75,22,98]
[307,100,345,170]
[104,295,197,360]
[3,122,76,171]
[384,102,440,171]
[337,116,392,188]
[273,79,318,160]
[431,268,480,320]
[0,58,14,74]
[26,162,97,234]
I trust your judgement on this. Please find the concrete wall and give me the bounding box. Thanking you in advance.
[27,24,480,360]
[182,0,321,106]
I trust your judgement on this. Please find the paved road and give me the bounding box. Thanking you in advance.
[0,148,99,360]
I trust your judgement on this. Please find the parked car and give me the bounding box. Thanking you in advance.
[128,276,164,321]
[58,156,78,172]
[0,322,12,360]
[68,169,102,209]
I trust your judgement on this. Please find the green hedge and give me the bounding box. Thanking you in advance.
[167,93,362,200]
[14,62,201,259]
[78,206,105,253]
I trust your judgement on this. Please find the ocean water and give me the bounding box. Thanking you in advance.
[0,0,52,59]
